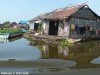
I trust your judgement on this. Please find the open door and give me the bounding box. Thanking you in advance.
[48,20,59,35]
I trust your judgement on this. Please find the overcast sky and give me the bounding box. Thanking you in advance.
[0,0,99,23]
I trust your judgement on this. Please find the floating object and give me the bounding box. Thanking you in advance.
[0,33,9,39]
[0,32,24,39]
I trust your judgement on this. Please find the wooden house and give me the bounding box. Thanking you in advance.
[30,4,100,39]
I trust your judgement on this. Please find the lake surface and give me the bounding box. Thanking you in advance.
[0,38,41,61]
[0,37,100,75]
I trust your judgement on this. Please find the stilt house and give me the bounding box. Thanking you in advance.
[30,4,100,39]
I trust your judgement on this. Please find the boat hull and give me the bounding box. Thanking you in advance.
[0,33,9,39]
[0,32,24,39]
[9,32,23,38]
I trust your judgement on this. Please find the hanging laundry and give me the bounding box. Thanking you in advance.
[80,27,85,34]
[96,30,100,34]
[96,30,98,34]
[85,26,87,31]
[85,26,87,30]
[71,24,75,29]
[87,26,90,31]
[75,26,85,34]
[98,30,100,34]
[90,27,93,31]
[63,23,69,37]
[64,25,68,32]
[97,30,100,34]
[85,26,90,31]
[75,26,80,34]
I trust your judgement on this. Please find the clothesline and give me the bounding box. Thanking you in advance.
[70,23,100,35]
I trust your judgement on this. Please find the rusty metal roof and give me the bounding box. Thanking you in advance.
[30,4,88,21]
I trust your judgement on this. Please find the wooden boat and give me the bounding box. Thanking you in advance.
[0,32,24,39]
[0,33,9,39]
[9,32,24,38]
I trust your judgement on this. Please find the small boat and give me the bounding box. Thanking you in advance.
[9,32,24,38]
[0,32,24,39]
[0,33,9,39]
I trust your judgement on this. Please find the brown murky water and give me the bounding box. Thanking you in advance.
[0,37,100,75]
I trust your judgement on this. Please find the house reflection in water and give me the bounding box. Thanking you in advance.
[40,44,69,59]
[33,40,100,69]
[34,41,100,60]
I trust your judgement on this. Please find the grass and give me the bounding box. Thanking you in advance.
[60,40,73,46]
[0,28,22,33]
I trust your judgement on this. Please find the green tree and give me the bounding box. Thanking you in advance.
[3,21,10,25]
[3,21,11,28]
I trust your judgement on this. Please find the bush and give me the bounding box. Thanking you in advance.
[0,28,22,33]
[60,40,73,46]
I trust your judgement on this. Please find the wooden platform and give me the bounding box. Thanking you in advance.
[31,35,67,41]
[24,33,81,44]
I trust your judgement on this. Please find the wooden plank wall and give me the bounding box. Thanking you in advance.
[68,7,100,39]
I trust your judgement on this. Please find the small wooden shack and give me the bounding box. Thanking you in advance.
[30,4,100,39]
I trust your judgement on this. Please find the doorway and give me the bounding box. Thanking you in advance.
[48,20,59,35]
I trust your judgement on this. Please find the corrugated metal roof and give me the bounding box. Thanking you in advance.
[42,4,87,20]
[30,4,88,21]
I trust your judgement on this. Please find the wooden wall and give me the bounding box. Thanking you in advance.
[42,20,49,35]
[68,7,100,39]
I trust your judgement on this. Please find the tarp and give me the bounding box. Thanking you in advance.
[19,20,29,24]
